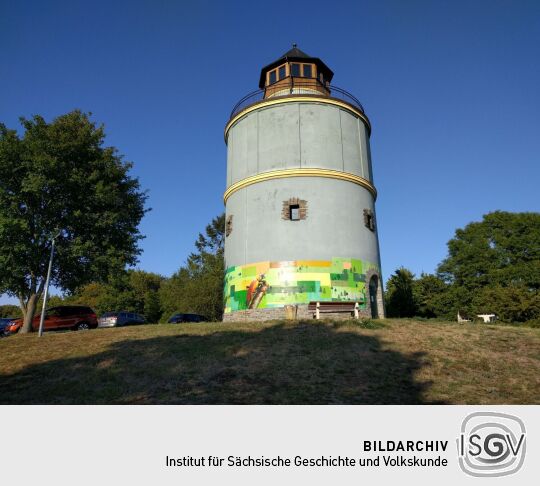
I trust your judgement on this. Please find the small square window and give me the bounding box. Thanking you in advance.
[282,198,307,221]
[291,63,300,76]
[290,205,300,221]
[303,64,312,78]
[269,70,277,84]
[279,65,286,79]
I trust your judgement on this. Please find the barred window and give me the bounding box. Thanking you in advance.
[364,209,375,231]
[226,215,233,236]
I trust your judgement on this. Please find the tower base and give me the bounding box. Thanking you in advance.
[222,304,380,322]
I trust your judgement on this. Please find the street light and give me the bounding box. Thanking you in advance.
[38,231,61,337]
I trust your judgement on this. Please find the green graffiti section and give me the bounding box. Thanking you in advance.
[224,257,379,313]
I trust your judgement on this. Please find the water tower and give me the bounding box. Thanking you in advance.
[223,45,384,320]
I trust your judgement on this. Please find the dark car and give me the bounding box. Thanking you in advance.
[6,306,98,333]
[0,317,18,336]
[98,311,146,328]
[168,313,207,323]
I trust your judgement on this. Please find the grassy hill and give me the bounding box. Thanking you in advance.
[0,319,538,404]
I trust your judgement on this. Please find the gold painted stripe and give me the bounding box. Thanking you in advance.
[223,168,377,203]
[224,96,371,142]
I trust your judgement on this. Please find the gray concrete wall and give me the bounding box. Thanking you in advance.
[226,101,373,188]
[224,177,379,268]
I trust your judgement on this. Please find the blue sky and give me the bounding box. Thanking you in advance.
[1,0,539,304]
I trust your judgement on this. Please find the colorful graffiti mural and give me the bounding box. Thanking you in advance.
[224,257,379,313]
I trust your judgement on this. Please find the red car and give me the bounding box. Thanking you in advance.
[7,305,98,333]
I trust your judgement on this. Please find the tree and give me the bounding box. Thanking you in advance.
[0,304,22,318]
[160,214,225,321]
[65,282,108,312]
[385,267,417,317]
[438,211,540,290]
[128,270,164,322]
[103,270,164,322]
[435,211,540,322]
[412,273,449,318]
[47,270,165,322]
[0,111,147,332]
[471,284,540,323]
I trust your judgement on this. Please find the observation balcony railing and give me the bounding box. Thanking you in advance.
[229,79,365,120]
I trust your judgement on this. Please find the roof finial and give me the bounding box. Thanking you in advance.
[292,43,297,49]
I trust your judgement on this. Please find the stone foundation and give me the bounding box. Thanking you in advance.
[223,307,285,322]
[222,304,373,322]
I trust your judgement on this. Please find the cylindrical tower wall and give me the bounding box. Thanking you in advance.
[225,178,378,265]
[223,98,383,319]
[226,101,373,185]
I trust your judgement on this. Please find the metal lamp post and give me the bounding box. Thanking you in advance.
[38,232,60,337]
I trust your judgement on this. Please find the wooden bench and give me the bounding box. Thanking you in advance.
[308,301,362,319]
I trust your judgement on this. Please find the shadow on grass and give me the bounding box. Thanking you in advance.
[0,322,437,404]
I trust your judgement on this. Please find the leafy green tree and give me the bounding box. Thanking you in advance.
[426,283,473,321]
[61,282,107,311]
[435,211,540,322]
[159,269,189,322]
[385,267,417,317]
[160,214,225,321]
[471,285,540,322]
[438,211,540,290]
[0,304,22,318]
[0,111,147,332]
[123,270,164,322]
[48,270,164,321]
[143,288,162,323]
[412,273,452,318]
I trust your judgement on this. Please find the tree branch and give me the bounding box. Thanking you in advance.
[18,293,27,313]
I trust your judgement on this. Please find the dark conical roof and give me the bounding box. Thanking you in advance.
[280,45,311,59]
[258,44,334,88]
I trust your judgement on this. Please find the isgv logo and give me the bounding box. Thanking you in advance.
[457,412,526,477]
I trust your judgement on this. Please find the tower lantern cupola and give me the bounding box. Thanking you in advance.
[258,44,334,98]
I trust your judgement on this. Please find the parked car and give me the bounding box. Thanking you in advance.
[6,306,98,333]
[168,313,207,323]
[0,317,18,336]
[98,311,146,328]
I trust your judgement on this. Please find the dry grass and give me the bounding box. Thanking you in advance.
[0,319,538,404]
